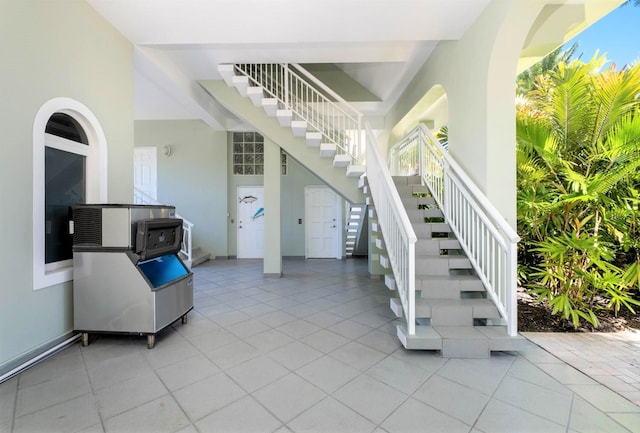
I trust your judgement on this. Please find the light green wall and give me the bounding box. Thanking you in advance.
[226,134,324,257]
[282,157,326,257]
[385,0,548,227]
[134,120,228,258]
[0,0,133,370]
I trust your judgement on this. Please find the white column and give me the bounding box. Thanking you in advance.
[263,138,282,276]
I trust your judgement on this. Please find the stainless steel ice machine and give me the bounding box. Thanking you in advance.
[72,204,193,348]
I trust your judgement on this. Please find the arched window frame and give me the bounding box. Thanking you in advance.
[33,98,107,290]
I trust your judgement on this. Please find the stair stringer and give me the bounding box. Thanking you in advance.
[199,80,364,204]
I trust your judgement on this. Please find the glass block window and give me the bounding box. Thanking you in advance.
[233,132,287,175]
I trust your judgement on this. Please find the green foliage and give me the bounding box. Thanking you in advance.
[517,43,578,94]
[517,54,640,328]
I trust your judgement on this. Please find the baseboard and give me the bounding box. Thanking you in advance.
[0,331,80,383]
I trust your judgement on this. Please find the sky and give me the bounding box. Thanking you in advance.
[566,3,640,68]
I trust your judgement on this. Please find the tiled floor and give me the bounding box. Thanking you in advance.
[2,258,640,432]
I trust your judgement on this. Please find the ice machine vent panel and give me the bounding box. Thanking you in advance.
[72,207,102,246]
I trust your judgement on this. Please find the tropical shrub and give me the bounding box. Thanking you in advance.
[517,54,640,327]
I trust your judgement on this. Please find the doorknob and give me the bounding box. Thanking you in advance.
[332,225,336,228]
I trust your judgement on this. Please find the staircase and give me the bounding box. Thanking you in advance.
[345,203,367,257]
[133,187,211,269]
[179,246,211,269]
[370,176,523,357]
[206,64,522,357]
[215,64,365,178]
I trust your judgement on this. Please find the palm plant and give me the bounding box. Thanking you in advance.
[517,54,640,327]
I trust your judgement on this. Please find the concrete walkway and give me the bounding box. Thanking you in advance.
[524,331,640,408]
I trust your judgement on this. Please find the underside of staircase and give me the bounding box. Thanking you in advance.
[200,65,364,204]
[367,175,525,358]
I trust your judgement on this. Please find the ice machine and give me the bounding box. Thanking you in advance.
[72,204,193,348]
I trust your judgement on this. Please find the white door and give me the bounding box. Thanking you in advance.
[237,186,264,258]
[306,186,341,259]
[133,147,157,201]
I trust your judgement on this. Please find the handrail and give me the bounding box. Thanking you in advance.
[390,124,520,336]
[289,63,362,122]
[233,63,363,164]
[365,124,417,335]
[132,187,194,265]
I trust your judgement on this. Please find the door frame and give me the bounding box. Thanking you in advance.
[305,185,342,259]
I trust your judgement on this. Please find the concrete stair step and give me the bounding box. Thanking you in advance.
[412,298,501,325]
[179,246,211,269]
[291,120,307,137]
[396,324,442,351]
[276,109,292,126]
[412,222,453,238]
[333,154,351,167]
[385,274,396,291]
[232,75,249,96]
[396,323,521,357]
[402,196,437,209]
[306,131,322,147]
[396,185,430,196]
[392,175,422,186]
[262,98,278,116]
[415,255,472,275]
[218,64,235,85]
[247,86,264,106]
[475,326,528,351]
[417,274,485,298]
[346,165,365,177]
[435,326,490,358]
[406,209,444,223]
[319,143,336,157]
[415,238,462,255]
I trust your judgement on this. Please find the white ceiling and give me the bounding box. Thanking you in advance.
[87,0,491,129]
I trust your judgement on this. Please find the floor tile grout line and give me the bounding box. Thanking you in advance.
[525,336,640,410]
[10,374,19,433]
[79,343,107,433]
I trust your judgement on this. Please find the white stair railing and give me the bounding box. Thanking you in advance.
[133,188,194,264]
[365,125,417,334]
[233,63,363,164]
[391,124,520,336]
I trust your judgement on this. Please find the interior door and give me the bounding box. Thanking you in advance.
[306,186,341,259]
[133,147,157,201]
[237,186,264,258]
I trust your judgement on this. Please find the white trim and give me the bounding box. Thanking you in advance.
[33,98,108,290]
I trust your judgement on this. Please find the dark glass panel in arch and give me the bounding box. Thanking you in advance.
[45,147,85,264]
[45,113,88,144]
